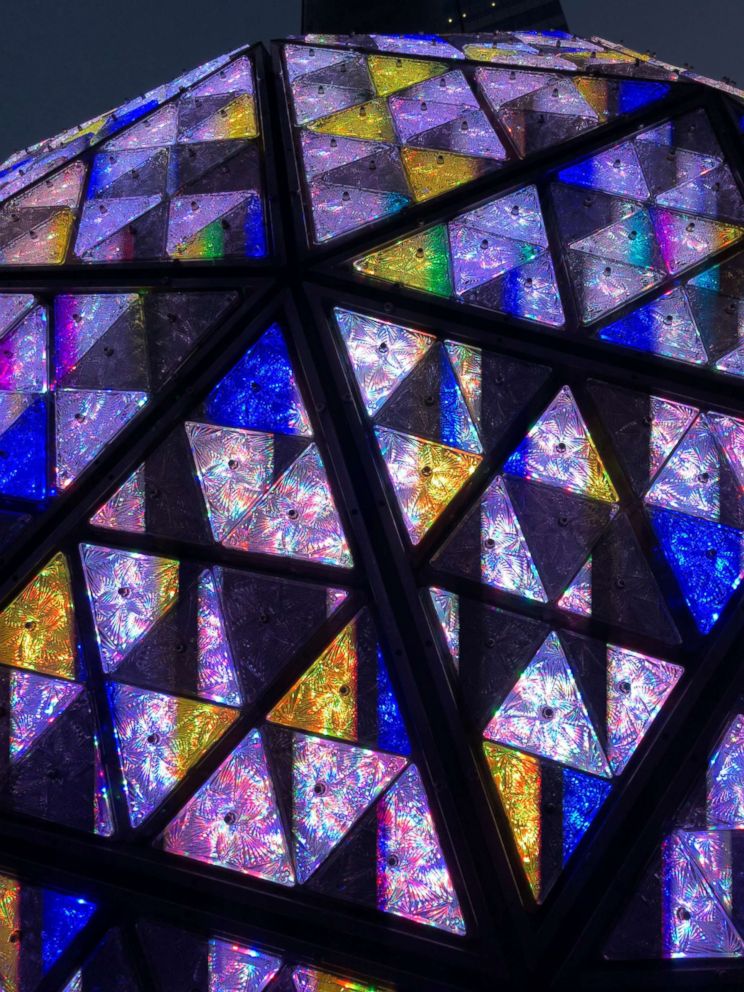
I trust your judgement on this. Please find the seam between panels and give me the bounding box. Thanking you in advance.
[553,609,744,989]
[260,68,509,984]
[297,274,744,981]
[265,63,504,975]
[294,281,532,981]
[0,284,495,990]
[0,282,275,608]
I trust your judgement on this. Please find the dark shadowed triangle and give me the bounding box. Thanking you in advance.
[506,476,616,600]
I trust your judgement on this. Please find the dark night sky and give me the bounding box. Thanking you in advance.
[1,0,742,161]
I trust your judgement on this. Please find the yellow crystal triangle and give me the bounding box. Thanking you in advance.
[574,77,616,117]
[0,876,19,992]
[197,93,258,140]
[401,147,490,203]
[268,620,357,741]
[368,55,447,96]
[166,695,238,778]
[1,210,75,266]
[354,225,453,297]
[307,98,396,141]
[484,742,541,900]
[375,427,482,543]
[0,553,77,679]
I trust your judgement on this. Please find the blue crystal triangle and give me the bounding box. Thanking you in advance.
[650,507,744,633]
[204,324,312,436]
[562,767,613,864]
[0,397,47,500]
[376,646,411,756]
[41,891,97,972]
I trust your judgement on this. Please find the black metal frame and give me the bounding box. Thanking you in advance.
[0,37,743,992]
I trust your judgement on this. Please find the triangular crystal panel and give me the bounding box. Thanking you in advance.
[81,545,179,673]
[334,307,434,416]
[222,444,353,568]
[162,727,294,884]
[484,632,611,777]
[5,669,82,762]
[0,553,77,679]
[291,732,406,882]
[376,765,466,934]
[89,465,146,533]
[108,682,237,827]
[606,646,683,774]
[374,427,482,543]
[504,386,617,502]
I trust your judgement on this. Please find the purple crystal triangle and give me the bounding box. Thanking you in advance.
[707,714,744,828]
[568,251,666,322]
[74,197,163,256]
[208,937,282,992]
[309,182,409,243]
[80,544,179,673]
[484,631,611,777]
[334,307,434,416]
[570,208,663,271]
[377,765,466,934]
[389,98,463,143]
[166,192,250,257]
[300,132,391,180]
[55,294,138,380]
[90,465,146,533]
[292,732,406,882]
[606,645,682,774]
[710,412,744,488]
[0,296,34,336]
[557,557,592,616]
[9,669,82,761]
[162,727,294,885]
[449,223,542,296]
[651,208,744,275]
[646,415,733,523]
[504,386,617,502]
[55,389,148,489]
[196,570,242,707]
[398,70,479,107]
[109,681,237,827]
[479,476,546,601]
[0,305,47,393]
[186,422,275,542]
[458,185,548,245]
[663,831,744,957]
[106,105,179,150]
[558,141,650,199]
[223,444,353,568]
